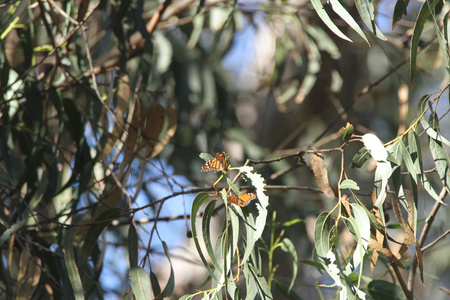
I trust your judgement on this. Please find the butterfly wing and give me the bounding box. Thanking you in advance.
[201,152,229,172]
[227,193,256,207]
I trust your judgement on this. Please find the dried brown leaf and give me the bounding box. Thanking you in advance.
[311,153,336,199]
[148,105,177,158]
[368,238,404,269]
[138,104,166,154]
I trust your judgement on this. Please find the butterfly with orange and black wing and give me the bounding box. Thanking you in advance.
[227,193,256,207]
[201,152,230,173]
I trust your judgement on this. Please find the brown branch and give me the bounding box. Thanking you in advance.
[421,229,450,252]
[406,187,448,297]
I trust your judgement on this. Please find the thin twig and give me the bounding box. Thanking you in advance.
[406,187,448,296]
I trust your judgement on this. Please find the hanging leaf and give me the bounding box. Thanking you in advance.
[311,152,336,199]
[340,179,360,191]
[310,0,352,42]
[392,0,411,29]
[128,224,138,268]
[64,228,85,300]
[190,193,217,280]
[129,267,151,300]
[329,0,369,45]
[154,241,175,299]
[148,105,177,158]
[280,238,298,292]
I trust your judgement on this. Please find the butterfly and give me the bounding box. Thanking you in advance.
[201,152,230,173]
[227,193,256,207]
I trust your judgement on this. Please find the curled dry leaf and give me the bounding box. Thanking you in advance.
[311,153,336,199]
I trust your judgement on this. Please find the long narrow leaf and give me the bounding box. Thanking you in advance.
[202,200,223,273]
[355,0,386,40]
[129,267,151,300]
[0,218,27,246]
[329,0,369,45]
[79,208,121,265]
[190,192,217,280]
[310,0,352,42]
[410,1,434,82]
[155,241,175,299]
[64,228,85,300]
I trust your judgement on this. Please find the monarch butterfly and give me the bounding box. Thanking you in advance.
[227,193,256,207]
[201,152,230,173]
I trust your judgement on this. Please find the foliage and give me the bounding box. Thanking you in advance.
[0,0,449,300]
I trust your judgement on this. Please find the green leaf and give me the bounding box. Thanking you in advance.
[397,138,419,183]
[310,0,352,42]
[408,130,441,202]
[202,199,222,273]
[280,238,298,292]
[355,0,386,40]
[373,161,392,207]
[429,135,450,196]
[329,0,369,45]
[299,259,324,271]
[190,192,217,279]
[0,218,27,246]
[367,279,404,300]
[79,208,121,266]
[233,166,268,264]
[248,264,273,299]
[314,212,332,258]
[349,203,371,286]
[427,0,450,71]
[226,177,241,195]
[129,267,151,300]
[128,224,138,268]
[274,279,304,300]
[340,179,360,190]
[155,241,175,299]
[150,272,161,297]
[392,0,411,29]
[199,152,213,161]
[282,218,304,227]
[339,123,354,144]
[410,1,438,82]
[351,147,370,168]
[229,208,240,268]
[64,228,85,300]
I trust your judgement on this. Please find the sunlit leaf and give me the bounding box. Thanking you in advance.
[355,0,386,40]
[340,179,360,191]
[339,122,354,144]
[310,0,352,42]
[233,166,268,264]
[314,212,332,258]
[129,267,151,300]
[329,0,369,45]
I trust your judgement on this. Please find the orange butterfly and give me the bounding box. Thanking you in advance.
[201,152,230,173]
[227,193,256,207]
